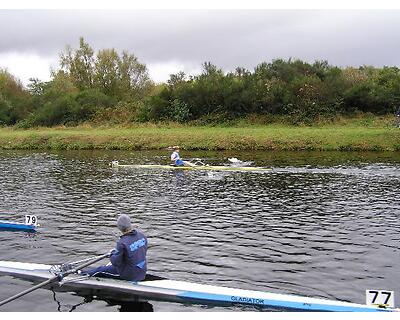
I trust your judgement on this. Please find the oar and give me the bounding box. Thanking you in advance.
[0,252,109,308]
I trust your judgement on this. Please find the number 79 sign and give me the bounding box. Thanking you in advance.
[366,290,395,308]
[25,215,38,226]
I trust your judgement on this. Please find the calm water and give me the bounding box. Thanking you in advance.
[0,150,399,312]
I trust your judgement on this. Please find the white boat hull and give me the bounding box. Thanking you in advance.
[0,261,398,312]
[111,163,271,172]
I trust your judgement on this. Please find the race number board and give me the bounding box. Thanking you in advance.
[366,290,395,308]
[25,215,38,226]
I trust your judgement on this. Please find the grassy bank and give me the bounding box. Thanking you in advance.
[0,121,399,151]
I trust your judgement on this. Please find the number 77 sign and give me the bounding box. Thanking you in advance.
[366,290,395,308]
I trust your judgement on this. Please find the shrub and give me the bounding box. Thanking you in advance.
[169,99,190,122]
[0,96,11,125]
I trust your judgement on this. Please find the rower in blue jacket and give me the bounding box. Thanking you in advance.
[86,214,148,281]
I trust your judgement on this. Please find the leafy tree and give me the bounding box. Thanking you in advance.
[118,51,153,100]
[167,71,186,87]
[59,38,153,102]
[3,50,400,127]
[0,68,33,124]
[94,49,120,97]
[60,37,95,90]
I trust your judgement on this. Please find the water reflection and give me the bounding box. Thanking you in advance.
[110,301,154,312]
[52,290,90,312]
[51,289,154,312]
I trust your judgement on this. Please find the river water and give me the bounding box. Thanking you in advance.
[0,150,399,312]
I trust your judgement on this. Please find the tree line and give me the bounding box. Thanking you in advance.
[1,37,400,127]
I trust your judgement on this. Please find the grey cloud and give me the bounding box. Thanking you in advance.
[0,10,399,73]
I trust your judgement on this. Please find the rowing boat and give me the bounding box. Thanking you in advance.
[0,260,397,312]
[111,161,271,172]
[0,220,36,232]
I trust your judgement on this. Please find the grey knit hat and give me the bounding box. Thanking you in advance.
[117,214,132,232]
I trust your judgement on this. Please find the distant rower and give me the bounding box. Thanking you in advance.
[170,146,195,166]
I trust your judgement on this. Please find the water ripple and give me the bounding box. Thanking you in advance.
[0,150,399,311]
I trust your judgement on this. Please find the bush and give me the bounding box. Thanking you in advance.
[33,95,78,126]
[0,95,11,125]
[169,99,190,122]
[137,93,170,122]
[191,111,234,126]
[91,101,141,125]
[75,89,115,108]
[136,103,153,123]
[4,57,400,127]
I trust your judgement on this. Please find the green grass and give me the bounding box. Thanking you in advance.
[0,119,399,151]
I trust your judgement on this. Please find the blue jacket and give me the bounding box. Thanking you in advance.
[110,229,148,281]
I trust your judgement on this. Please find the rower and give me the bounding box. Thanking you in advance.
[85,214,148,281]
[170,146,196,167]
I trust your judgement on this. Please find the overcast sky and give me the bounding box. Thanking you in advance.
[0,9,399,85]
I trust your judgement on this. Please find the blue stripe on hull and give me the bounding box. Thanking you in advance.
[178,291,392,312]
[0,222,36,232]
